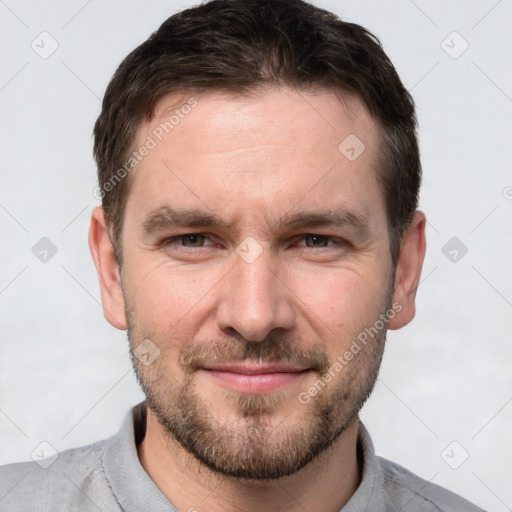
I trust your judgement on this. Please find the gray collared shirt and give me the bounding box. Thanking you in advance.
[0,402,485,511]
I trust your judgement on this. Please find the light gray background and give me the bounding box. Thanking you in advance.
[1,1,511,510]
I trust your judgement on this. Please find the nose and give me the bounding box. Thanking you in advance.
[216,246,296,342]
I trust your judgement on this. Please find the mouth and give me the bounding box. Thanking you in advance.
[199,362,311,394]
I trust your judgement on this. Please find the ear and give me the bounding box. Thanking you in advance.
[88,206,127,330]
[388,211,426,330]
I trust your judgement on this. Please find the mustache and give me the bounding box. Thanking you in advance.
[179,335,331,375]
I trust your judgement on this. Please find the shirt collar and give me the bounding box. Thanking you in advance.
[340,420,384,512]
[102,401,179,511]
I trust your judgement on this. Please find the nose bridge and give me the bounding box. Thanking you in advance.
[216,245,295,342]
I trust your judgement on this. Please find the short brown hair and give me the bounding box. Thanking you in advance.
[93,0,420,267]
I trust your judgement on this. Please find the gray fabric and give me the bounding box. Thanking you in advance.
[0,402,485,511]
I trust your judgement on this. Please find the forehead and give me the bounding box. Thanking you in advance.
[139,88,375,157]
[127,87,384,230]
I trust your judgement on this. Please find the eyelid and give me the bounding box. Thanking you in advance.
[161,232,348,249]
[294,234,348,247]
[162,233,215,247]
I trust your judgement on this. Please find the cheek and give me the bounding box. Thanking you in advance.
[126,263,218,336]
[291,269,389,344]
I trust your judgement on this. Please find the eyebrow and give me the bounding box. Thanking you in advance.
[142,207,232,233]
[141,206,369,236]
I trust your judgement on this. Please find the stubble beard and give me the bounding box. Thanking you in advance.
[126,292,391,481]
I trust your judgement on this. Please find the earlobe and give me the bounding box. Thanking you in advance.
[88,206,127,330]
[388,211,426,330]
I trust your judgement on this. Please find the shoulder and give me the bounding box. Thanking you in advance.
[377,456,487,512]
[0,440,120,512]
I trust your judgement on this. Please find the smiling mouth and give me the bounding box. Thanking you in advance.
[199,362,311,393]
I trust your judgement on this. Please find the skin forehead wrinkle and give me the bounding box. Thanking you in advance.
[141,205,370,236]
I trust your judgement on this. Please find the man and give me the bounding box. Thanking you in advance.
[0,0,485,510]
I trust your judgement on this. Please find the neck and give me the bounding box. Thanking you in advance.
[137,407,361,512]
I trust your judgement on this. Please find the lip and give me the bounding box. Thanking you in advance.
[200,363,310,394]
[203,363,309,374]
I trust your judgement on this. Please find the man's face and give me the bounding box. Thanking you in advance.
[119,88,395,479]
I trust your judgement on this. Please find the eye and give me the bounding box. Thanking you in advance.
[296,234,345,248]
[163,233,213,248]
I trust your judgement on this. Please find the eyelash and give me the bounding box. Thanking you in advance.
[162,233,347,250]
